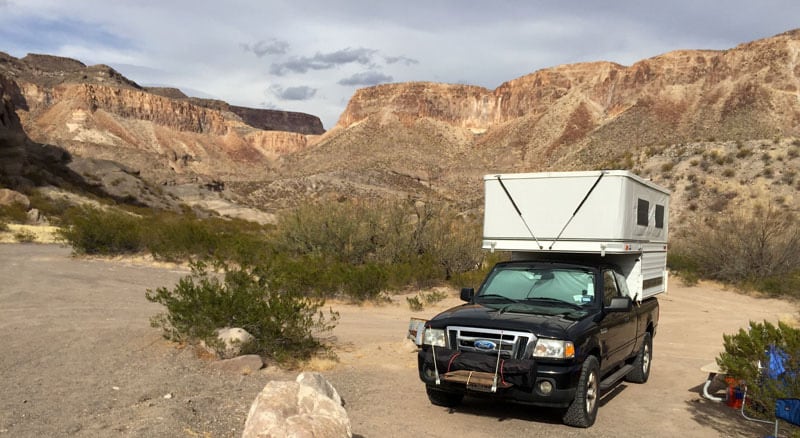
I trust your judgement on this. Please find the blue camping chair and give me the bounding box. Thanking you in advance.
[740,345,800,437]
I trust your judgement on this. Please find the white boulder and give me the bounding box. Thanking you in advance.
[242,372,351,438]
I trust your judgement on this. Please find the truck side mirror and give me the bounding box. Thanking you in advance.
[460,287,474,302]
[605,296,632,312]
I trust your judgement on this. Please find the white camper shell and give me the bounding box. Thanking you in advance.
[482,170,670,301]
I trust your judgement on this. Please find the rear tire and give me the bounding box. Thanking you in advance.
[626,332,652,383]
[426,386,464,407]
[563,356,599,428]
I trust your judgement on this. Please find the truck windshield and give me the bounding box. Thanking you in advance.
[477,266,595,307]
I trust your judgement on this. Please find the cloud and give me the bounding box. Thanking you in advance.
[338,71,393,86]
[270,47,378,75]
[385,55,419,66]
[269,85,317,101]
[241,38,289,57]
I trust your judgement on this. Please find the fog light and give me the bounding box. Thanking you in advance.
[538,380,553,395]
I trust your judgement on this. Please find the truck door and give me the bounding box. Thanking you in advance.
[598,269,637,371]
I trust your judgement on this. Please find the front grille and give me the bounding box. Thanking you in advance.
[448,326,536,359]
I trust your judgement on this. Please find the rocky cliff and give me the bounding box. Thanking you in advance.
[337,29,800,155]
[247,29,800,217]
[4,30,800,220]
[0,52,324,185]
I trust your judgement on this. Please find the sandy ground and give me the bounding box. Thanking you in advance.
[1,243,797,437]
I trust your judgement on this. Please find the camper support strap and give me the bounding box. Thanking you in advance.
[496,176,543,249]
[549,171,606,250]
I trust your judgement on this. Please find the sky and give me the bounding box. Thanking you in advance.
[1,1,799,129]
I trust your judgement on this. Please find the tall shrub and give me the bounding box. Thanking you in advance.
[671,203,800,295]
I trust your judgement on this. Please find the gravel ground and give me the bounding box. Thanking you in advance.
[1,243,797,437]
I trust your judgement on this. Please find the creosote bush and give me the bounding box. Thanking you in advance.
[58,198,485,301]
[146,260,338,364]
[669,204,800,297]
[58,205,144,254]
[717,321,800,427]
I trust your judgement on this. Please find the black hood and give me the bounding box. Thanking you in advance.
[429,303,591,339]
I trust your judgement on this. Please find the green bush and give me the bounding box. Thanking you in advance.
[58,206,145,254]
[14,229,36,243]
[146,260,338,364]
[673,204,800,289]
[717,321,800,425]
[272,198,484,299]
[0,202,29,223]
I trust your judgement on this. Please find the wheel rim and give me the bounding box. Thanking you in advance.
[642,343,651,374]
[585,370,598,413]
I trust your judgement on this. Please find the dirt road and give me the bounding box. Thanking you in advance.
[1,244,796,437]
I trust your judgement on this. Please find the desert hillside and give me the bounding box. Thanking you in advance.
[2,30,800,222]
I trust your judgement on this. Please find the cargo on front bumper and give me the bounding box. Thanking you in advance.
[418,347,580,407]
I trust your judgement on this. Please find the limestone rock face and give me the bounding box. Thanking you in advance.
[335,28,800,158]
[0,51,324,185]
[242,372,351,438]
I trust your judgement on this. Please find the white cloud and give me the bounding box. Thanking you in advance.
[2,0,800,129]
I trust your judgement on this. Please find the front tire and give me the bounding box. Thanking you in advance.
[563,355,599,428]
[626,332,652,383]
[426,386,464,407]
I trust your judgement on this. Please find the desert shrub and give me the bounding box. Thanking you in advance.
[666,248,700,286]
[781,171,796,185]
[673,204,800,295]
[272,198,484,299]
[0,202,28,223]
[717,321,800,426]
[406,295,424,311]
[722,168,735,178]
[27,191,71,225]
[736,148,753,159]
[58,205,145,254]
[146,260,338,364]
[407,289,448,311]
[763,167,774,178]
[788,147,799,159]
[14,229,36,243]
[0,220,7,232]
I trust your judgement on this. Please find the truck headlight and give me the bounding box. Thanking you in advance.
[533,339,575,359]
[423,328,446,347]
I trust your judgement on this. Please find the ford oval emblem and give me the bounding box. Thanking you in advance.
[474,340,496,351]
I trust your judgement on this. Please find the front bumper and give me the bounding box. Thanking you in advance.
[417,347,580,408]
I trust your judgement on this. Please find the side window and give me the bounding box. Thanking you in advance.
[637,198,649,226]
[603,270,620,306]
[655,204,665,229]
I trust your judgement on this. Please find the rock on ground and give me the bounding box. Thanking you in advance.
[242,372,351,438]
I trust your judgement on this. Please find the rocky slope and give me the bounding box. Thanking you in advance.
[246,29,800,218]
[3,30,800,222]
[0,52,323,187]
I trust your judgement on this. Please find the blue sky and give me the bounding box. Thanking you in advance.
[1,0,799,129]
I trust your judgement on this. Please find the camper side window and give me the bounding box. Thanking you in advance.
[637,199,649,226]
[603,270,620,306]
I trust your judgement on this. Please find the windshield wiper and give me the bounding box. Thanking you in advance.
[476,294,518,303]
[523,297,582,310]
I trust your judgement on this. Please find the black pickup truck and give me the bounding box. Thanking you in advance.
[417,259,659,428]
